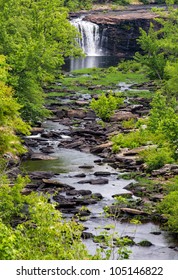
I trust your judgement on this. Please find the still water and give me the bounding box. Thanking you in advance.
[63,56,121,72]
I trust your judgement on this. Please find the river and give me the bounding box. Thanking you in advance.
[22,117,178,260]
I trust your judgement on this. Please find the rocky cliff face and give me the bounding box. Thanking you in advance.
[70,7,160,57]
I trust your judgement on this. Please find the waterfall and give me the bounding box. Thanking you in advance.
[71,17,104,56]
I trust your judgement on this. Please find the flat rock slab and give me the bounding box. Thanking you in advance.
[120,207,147,215]
[42,179,74,190]
[29,171,55,179]
[77,178,109,185]
[111,111,138,122]
[30,153,57,160]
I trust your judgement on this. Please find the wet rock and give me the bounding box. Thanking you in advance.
[91,178,109,185]
[25,183,40,189]
[55,201,77,209]
[90,142,112,154]
[138,240,153,247]
[128,104,144,113]
[40,146,55,154]
[150,231,161,235]
[77,179,92,184]
[72,129,105,137]
[29,171,55,180]
[30,153,57,160]
[73,173,86,178]
[152,164,178,177]
[66,190,79,196]
[78,190,92,196]
[92,193,103,200]
[111,111,138,122]
[42,179,74,190]
[54,194,77,208]
[149,194,164,202]
[24,138,38,147]
[67,109,87,119]
[112,192,133,199]
[120,207,148,215]
[55,109,68,118]
[81,232,94,239]
[75,100,89,106]
[77,178,109,185]
[79,165,94,169]
[77,209,91,217]
[94,171,111,176]
[64,140,84,149]
[30,127,45,135]
[115,153,138,164]
[72,198,97,206]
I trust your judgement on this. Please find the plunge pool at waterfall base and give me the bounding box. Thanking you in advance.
[63,56,121,72]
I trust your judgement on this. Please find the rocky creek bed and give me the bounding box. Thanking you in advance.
[14,79,178,260]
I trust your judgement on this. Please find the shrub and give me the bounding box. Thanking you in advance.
[157,191,178,233]
[112,129,158,151]
[0,175,92,260]
[90,92,123,121]
[139,146,174,172]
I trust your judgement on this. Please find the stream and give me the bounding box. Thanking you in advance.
[22,118,178,260]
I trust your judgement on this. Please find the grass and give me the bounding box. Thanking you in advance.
[53,67,149,99]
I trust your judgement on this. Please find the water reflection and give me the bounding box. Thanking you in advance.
[64,56,121,72]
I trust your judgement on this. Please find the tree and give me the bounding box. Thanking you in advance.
[0,55,30,156]
[135,5,178,83]
[0,0,82,122]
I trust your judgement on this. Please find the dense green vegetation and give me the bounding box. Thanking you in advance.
[0,55,30,156]
[0,175,94,260]
[0,0,82,123]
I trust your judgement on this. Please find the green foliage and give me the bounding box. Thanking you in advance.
[117,60,141,74]
[90,92,123,121]
[135,23,167,80]
[139,146,174,172]
[64,0,93,11]
[157,191,178,233]
[0,55,30,156]
[0,0,82,122]
[94,225,131,260]
[0,174,94,260]
[134,5,178,93]
[148,93,178,151]
[122,118,137,129]
[112,129,156,151]
[164,61,178,98]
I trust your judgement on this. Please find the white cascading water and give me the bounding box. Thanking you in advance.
[71,17,103,56]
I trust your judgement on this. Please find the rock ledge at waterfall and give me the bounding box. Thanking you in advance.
[84,9,159,25]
